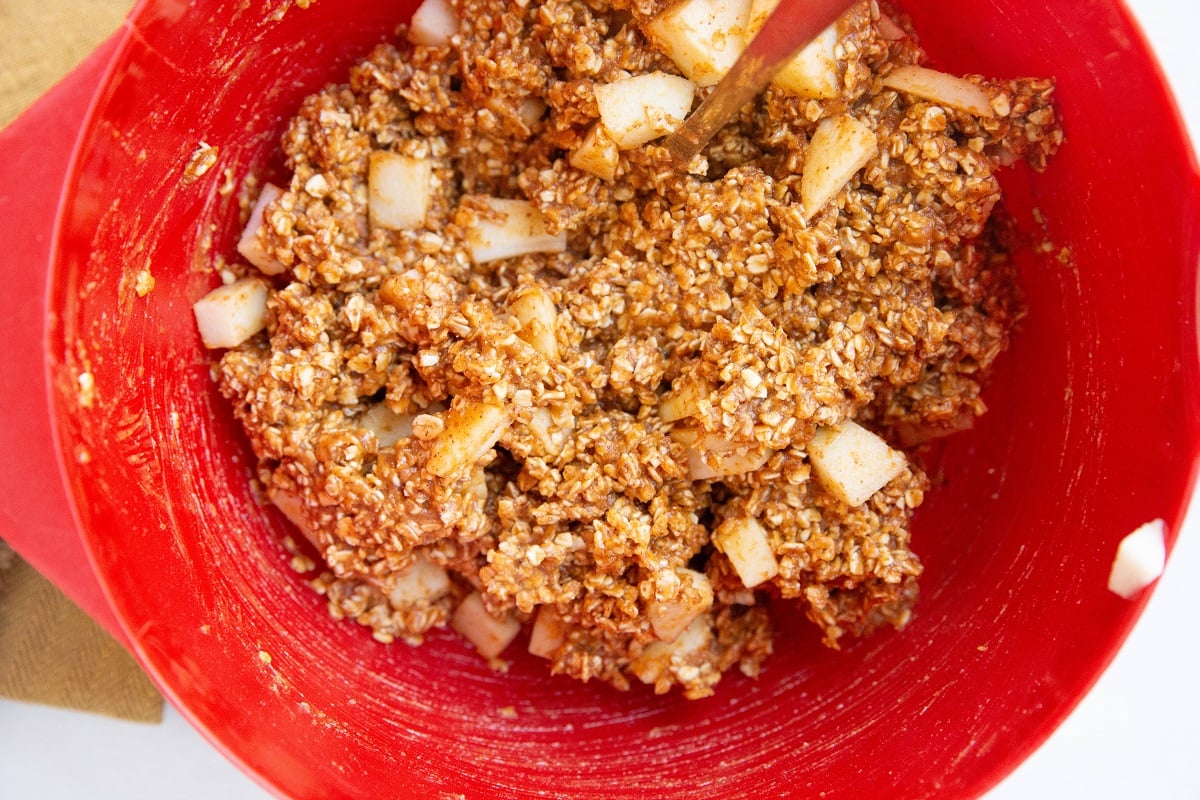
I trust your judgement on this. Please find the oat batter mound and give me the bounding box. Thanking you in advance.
[212,0,1061,698]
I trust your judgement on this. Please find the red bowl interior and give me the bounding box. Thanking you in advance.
[43,1,1200,798]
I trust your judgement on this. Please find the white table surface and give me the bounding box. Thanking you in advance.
[2,1,1198,798]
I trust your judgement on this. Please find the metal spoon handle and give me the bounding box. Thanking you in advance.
[664,0,859,164]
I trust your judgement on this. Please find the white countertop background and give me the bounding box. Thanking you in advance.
[1,1,1197,797]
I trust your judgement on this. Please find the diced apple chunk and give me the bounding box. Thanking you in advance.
[508,283,558,359]
[882,65,995,117]
[427,399,510,478]
[645,0,751,87]
[713,516,779,588]
[593,72,696,150]
[407,0,458,46]
[569,122,620,182]
[774,26,840,99]
[630,614,712,686]
[1107,519,1167,599]
[236,184,286,276]
[672,427,771,480]
[528,605,567,658]
[193,277,269,349]
[647,568,714,642]
[526,406,574,456]
[687,440,770,480]
[389,553,452,606]
[465,197,567,264]
[517,98,547,129]
[808,420,906,507]
[747,0,840,99]
[452,591,521,659]
[368,151,433,231]
[658,374,712,423]
[267,487,320,549]
[358,404,414,448]
[800,114,877,218]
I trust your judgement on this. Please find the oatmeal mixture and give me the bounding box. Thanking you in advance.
[208,0,1061,698]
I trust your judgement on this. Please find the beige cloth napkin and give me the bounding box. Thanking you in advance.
[0,542,162,722]
[0,0,135,126]
[0,0,161,722]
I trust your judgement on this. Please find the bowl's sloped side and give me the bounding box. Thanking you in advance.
[886,2,1200,796]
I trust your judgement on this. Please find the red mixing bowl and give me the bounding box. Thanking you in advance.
[1,1,1197,798]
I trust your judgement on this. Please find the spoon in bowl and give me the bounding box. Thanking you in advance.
[663,0,860,165]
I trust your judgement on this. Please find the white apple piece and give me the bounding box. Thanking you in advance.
[357,403,415,448]
[629,614,712,686]
[507,283,559,359]
[526,406,574,456]
[593,72,696,150]
[800,114,878,218]
[368,151,434,231]
[569,122,620,182]
[747,0,840,99]
[236,183,286,276]
[1107,519,1167,599]
[452,591,522,659]
[465,197,567,264]
[657,374,711,423]
[388,552,452,606]
[407,0,458,47]
[672,427,770,480]
[881,65,995,117]
[713,515,779,588]
[647,567,714,642]
[807,420,906,507]
[528,605,568,659]
[427,399,511,478]
[773,26,840,99]
[267,487,320,549]
[517,98,547,129]
[193,277,269,349]
[645,0,752,87]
